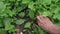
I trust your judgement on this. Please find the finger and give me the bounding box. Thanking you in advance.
[37,16,41,20]
[39,16,52,24]
[37,16,43,22]
[39,16,48,20]
[43,17,50,20]
[37,20,45,27]
[43,17,53,24]
[37,16,47,21]
[38,21,46,30]
[37,19,44,24]
[37,16,52,25]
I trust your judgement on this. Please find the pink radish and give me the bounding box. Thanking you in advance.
[16,29,23,34]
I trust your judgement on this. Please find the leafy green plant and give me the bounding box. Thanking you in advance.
[0,0,60,34]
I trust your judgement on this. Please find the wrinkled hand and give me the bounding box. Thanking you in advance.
[37,16,60,34]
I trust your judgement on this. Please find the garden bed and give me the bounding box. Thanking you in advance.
[0,0,60,34]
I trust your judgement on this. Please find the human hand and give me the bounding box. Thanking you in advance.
[37,16,60,34]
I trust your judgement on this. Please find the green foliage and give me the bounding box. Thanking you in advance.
[33,24,47,34]
[0,29,6,34]
[0,1,6,11]
[22,0,31,4]
[53,13,60,20]
[25,22,31,28]
[28,10,35,19]
[15,19,25,25]
[18,12,25,18]
[0,0,60,34]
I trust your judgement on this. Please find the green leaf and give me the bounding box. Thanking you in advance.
[17,4,27,12]
[5,24,15,31]
[52,0,59,2]
[55,22,60,26]
[53,13,60,20]
[37,0,51,5]
[15,19,25,25]
[0,23,3,27]
[5,9,16,17]
[9,0,15,2]
[42,11,52,16]
[22,0,31,4]
[0,29,6,34]
[28,10,35,19]
[0,1,6,12]
[3,18,15,31]
[19,12,25,18]
[28,2,35,10]
[17,0,21,1]
[34,24,46,34]
[3,18,12,24]
[51,6,60,14]
[25,22,31,28]
[42,0,51,5]
[0,19,3,27]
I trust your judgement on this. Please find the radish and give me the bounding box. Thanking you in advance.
[16,29,23,34]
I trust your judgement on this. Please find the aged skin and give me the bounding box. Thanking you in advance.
[37,16,60,34]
